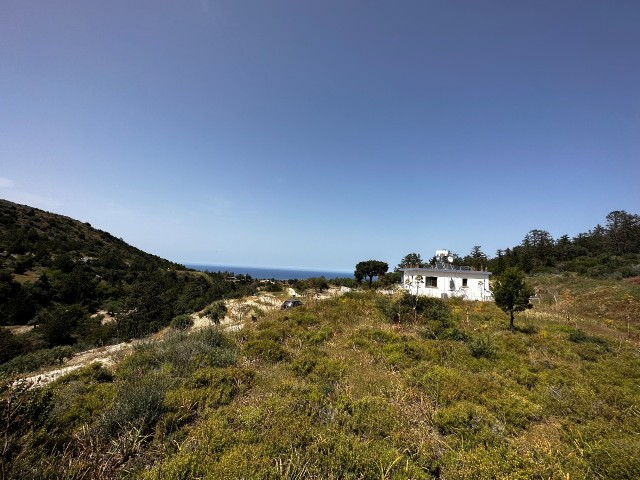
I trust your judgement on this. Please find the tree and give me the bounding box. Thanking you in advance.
[465,246,487,271]
[38,304,86,347]
[521,229,555,270]
[397,253,424,269]
[605,210,640,255]
[492,267,535,331]
[354,260,388,288]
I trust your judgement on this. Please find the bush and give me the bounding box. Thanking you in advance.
[0,328,24,364]
[200,301,227,324]
[304,326,333,346]
[245,338,290,363]
[0,345,75,375]
[410,364,470,406]
[385,292,452,327]
[433,401,503,447]
[101,373,170,435]
[165,367,255,414]
[116,328,236,378]
[171,314,194,330]
[348,396,397,439]
[568,328,609,347]
[586,436,640,479]
[468,335,498,359]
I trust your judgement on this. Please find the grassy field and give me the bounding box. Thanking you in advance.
[2,275,639,479]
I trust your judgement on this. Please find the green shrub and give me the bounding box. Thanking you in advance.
[47,373,115,436]
[568,328,609,348]
[0,345,75,374]
[245,338,290,363]
[56,361,113,384]
[409,364,468,406]
[586,436,640,479]
[387,293,452,326]
[382,340,435,368]
[165,367,255,415]
[468,335,498,359]
[170,314,194,330]
[305,325,333,345]
[101,373,170,435]
[568,329,589,343]
[200,301,227,324]
[288,311,320,328]
[437,327,469,341]
[433,401,503,447]
[117,328,236,378]
[348,396,397,439]
[291,349,326,377]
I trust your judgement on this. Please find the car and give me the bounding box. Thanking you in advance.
[281,299,303,309]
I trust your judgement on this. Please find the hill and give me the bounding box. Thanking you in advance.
[2,281,639,478]
[0,199,257,370]
[2,200,639,478]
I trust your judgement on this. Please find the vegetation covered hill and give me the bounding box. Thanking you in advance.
[2,281,639,479]
[434,210,640,279]
[2,200,639,478]
[0,199,257,371]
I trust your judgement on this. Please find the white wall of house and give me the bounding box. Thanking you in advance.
[401,268,492,301]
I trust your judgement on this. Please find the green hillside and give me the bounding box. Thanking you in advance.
[2,200,639,478]
[2,283,639,478]
[0,199,256,370]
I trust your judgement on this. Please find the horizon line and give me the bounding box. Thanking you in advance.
[182,262,353,273]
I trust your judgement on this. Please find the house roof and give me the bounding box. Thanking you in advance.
[401,266,491,277]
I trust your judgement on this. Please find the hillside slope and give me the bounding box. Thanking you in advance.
[0,199,256,370]
[2,287,639,479]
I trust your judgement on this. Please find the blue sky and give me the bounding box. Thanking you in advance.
[1,1,638,271]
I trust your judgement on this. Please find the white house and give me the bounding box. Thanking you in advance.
[401,250,492,301]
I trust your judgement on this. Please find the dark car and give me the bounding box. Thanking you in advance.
[281,299,303,309]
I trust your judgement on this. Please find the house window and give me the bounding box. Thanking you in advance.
[462,278,468,287]
[425,277,437,287]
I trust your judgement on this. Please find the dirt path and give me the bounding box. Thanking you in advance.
[19,342,133,388]
[17,287,351,388]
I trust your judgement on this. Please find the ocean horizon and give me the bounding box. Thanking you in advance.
[185,263,353,281]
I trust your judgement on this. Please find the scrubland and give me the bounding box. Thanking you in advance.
[2,276,639,479]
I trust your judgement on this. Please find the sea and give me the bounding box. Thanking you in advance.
[185,264,353,281]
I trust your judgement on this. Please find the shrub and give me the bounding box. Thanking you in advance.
[245,338,290,363]
[165,367,255,414]
[568,328,609,347]
[0,328,24,364]
[304,325,333,345]
[568,329,589,343]
[291,349,326,377]
[0,345,75,374]
[437,327,469,341]
[433,401,503,447]
[468,335,498,359]
[200,301,227,324]
[409,364,468,406]
[171,314,194,330]
[586,436,640,479]
[101,373,171,435]
[348,396,397,439]
[116,328,236,378]
[385,292,452,327]
[47,366,116,437]
[382,340,435,368]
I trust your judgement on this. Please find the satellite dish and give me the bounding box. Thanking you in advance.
[447,256,453,263]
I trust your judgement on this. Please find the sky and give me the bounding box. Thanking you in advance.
[1,1,639,271]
